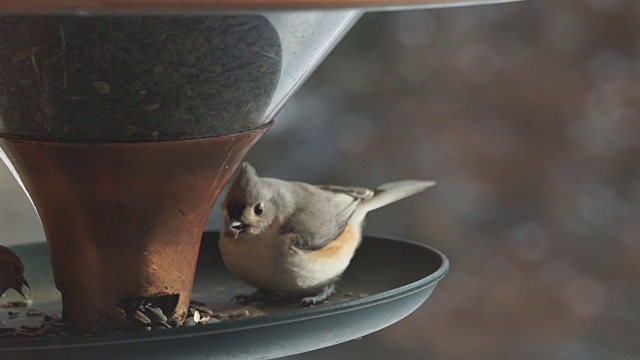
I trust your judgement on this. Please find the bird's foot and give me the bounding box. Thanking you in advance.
[300,284,336,307]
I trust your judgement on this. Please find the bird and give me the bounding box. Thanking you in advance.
[219,162,435,306]
[0,245,29,299]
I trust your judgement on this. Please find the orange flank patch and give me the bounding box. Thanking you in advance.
[308,224,360,261]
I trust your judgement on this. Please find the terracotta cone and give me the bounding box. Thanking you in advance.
[0,122,271,333]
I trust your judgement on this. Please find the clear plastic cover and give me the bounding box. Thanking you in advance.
[0,11,361,142]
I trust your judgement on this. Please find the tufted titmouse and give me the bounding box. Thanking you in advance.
[219,162,435,306]
[0,245,29,299]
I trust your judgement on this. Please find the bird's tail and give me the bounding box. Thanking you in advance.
[357,180,436,214]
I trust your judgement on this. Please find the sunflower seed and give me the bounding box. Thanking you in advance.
[157,321,172,329]
[20,325,42,332]
[132,310,152,325]
[39,325,52,333]
[189,303,214,315]
[228,309,250,319]
[193,310,201,323]
[183,317,196,327]
[44,314,60,323]
[2,300,31,308]
[167,318,181,328]
[143,306,167,323]
[210,313,227,320]
[27,309,43,316]
[49,322,68,329]
[0,327,16,334]
[144,103,160,111]
[92,80,111,95]
[13,331,34,337]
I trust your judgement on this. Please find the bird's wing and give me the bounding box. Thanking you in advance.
[287,184,373,251]
[321,185,374,236]
[315,185,375,200]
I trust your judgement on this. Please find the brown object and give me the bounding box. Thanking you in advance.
[0,122,271,334]
[0,245,29,299]
[0,0,522,12]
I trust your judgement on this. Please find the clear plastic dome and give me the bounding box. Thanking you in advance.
[0,11,361,142]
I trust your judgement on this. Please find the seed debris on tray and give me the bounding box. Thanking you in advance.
[2,300,32,308]
[1,298,256,339]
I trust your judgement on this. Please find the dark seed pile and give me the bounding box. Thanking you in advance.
[124,300,249,331]
[0,300,251,339]
[124,301,175,330]
[0,15,282,143]
[0,314,69,339]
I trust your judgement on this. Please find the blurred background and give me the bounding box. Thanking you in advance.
[2,0,640,358]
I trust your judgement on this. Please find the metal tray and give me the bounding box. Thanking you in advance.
[0,232,448,359]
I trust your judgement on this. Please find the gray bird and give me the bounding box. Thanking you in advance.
[219,162,435,306]
[0,245,29,299]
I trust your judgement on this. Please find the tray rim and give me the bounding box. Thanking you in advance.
[0,0,524,14]
[0,233,449,351]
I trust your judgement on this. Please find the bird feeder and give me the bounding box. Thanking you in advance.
[0,0,522,357]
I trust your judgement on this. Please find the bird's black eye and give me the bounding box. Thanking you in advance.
[254,203,264,215]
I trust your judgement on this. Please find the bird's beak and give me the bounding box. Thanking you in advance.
[10,278,31,299]
[12,282,28,300]
[228,219,246,239]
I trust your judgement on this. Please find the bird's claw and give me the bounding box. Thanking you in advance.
[299,284,336,307]
[300,297,320,307]
[230,294,252,305]
[232,286,337,307]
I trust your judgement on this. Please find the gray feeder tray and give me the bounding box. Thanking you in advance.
[0,232,448,359]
